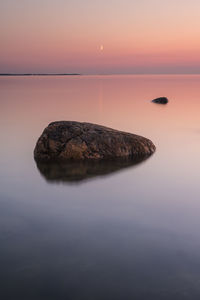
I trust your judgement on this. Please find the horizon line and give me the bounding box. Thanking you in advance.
[1,72,200,76]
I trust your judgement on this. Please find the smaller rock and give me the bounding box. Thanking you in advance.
[152,97,168,104]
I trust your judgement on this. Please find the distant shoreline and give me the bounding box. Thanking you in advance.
[0,73,81,76]
[1,73,200,77]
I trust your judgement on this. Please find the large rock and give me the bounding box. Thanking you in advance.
[152,97,168,104]
[34,121,156,162]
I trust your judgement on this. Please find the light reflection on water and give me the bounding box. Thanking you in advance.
[1,75,200,299]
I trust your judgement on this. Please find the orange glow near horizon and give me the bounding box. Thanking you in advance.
[1,0,200,74]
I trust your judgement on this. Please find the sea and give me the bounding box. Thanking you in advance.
[1,75,200,299]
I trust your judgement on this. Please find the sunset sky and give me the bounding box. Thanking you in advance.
[1,0,200,74]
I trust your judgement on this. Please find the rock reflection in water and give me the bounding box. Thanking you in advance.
[35,157,149,184]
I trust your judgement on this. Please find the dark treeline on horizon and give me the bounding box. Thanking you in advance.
[0,73,81,76]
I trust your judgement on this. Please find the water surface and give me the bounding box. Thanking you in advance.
[1,75,200,299]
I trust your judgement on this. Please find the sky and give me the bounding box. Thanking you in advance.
[1,0,200,74]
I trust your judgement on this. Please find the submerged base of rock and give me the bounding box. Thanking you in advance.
[36,157,149,183]
[34,121,156,162]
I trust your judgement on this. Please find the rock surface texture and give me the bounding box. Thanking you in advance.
[34,121,156,162]
[152,97,168,104]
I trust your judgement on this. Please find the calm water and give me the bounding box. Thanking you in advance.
[1,75,200,299]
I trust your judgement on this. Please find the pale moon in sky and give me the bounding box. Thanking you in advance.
[100,45,104,51]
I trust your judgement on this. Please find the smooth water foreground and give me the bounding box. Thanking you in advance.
[1,75,200,299]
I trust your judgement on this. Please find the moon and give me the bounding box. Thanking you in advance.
[100,45,104,51]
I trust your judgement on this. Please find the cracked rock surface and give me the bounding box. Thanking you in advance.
[34,121,156,162]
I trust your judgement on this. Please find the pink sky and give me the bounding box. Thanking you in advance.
[1,0,200,74]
